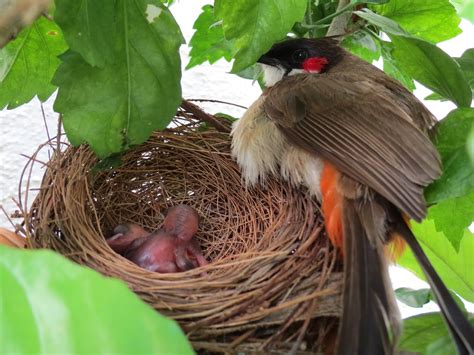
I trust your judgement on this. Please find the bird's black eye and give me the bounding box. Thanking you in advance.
[292,49,308,63]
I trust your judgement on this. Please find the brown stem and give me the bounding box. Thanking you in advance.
[327,0,351,38]
[180,99,231,133]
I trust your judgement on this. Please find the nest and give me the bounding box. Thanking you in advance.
[20,101,342,354]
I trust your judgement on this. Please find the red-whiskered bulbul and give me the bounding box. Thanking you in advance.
[231,38,473,354]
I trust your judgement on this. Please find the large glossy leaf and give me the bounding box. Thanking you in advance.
[0,17,67,110]
[0,246,193,354]
[389,35,472,108]
[398,312,456,353]
[53,0,183,158]
[426,108,474,203]
[186,5,234,69]
[427,193,474,252]
[398,219,474,303]
[355,9,471,107]
[54,0,116,67]
[374,0,461,43]
[215,0,307,72]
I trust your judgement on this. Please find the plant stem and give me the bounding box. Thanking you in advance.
[327,0,352,37]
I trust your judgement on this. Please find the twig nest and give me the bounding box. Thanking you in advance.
[22,107,342,353]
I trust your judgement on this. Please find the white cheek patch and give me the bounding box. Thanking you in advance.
[261,64,286,87]
[288,68,306,76]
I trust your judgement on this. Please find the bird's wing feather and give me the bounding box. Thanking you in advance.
[264,73,441,221]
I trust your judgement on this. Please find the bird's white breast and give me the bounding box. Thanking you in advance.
[231,95,324,199]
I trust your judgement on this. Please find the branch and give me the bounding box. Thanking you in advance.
[180,100,231,133]
[327,0,351,37]
[0,0,51,48]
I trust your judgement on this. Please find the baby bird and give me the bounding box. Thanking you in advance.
[107,205,208,273]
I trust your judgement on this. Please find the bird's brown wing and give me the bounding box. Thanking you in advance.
[264,73,441,221]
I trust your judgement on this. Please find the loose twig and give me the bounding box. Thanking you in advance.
[180,99,231,133]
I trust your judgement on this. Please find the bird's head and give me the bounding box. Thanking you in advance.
[257,38,344,87]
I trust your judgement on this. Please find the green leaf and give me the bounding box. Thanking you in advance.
[0,246,193,354]
[374,0,461,43]
[235,63,265,89]
[54,1,116,67]
[468,125,474,165]
[456,48,474,92]
[426,108,474,203]
[53,1,184,158]
[215,0,307,72]
[450,0,474,23]
[398,312,455,353]
[355,8,409,36]
[427,193,474,251]
[186,5,234,69]
[380,41,415,91]
[398,219,474,302]
[425,92,447,101]
[395,287,431,308]
[0,17,67,110]
[341,31,381,63]
[388,35,472,108]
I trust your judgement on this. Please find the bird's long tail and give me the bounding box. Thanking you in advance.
[335,198,401,355]
[396,220,474,355]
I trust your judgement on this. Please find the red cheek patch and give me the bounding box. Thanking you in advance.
[303,57,329,73]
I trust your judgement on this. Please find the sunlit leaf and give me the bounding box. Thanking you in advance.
[0,246,193,354]
[398,220,474,303]
[186,5,234,69]
[374,0,461,43]
[0,17,67,110]
[215,0,307,72]
[427,193,474,251]
[426,108,474,203]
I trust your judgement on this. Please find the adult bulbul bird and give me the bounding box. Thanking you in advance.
[231,38,473,354]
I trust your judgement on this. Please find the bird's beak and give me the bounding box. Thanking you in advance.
[257,54,279,67]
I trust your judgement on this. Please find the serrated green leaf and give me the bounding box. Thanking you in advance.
[0,17,67,110]
[398,220,474,302]
[426,108,474,203]
[54,1,116,67]
[341,31,381,63]
[389,35,472,108]
[0,246,193,354]
[215,0,307,72]
[398,312,456,353]
[380,41,415,91]
[427,193,474,251]
[186,5,234,69]
[395,287,431,308]
[53,1,183,158]
[374,0,461,43]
